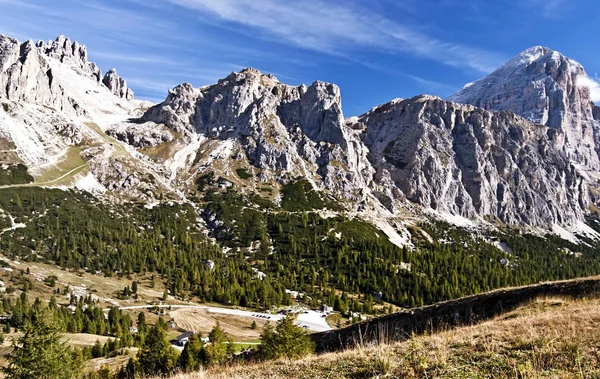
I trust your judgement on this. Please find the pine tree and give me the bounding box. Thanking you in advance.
[205,322,231,366]
[137,323,178,376]
[177,334,205,372]
[258,314,315,360]
[3,309,82,379]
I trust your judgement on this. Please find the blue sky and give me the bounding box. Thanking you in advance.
[1,0,599,115]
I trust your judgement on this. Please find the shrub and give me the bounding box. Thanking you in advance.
[258,314,315,360]
[236,168,252,179]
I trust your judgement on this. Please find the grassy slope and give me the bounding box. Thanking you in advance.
[163,296,600,379]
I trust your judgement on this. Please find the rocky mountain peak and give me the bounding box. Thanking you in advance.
[130,68,369,200]
[141,68,346,145]
[359,95,587,226]
[36,35,102,83]
[102,68,134,100]
[448,46,600,169]
[0,34,135,119]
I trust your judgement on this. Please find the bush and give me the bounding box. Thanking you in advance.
[258,314,315,360]
[235,168,252,179]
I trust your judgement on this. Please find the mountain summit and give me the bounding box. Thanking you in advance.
[448,46,600,169]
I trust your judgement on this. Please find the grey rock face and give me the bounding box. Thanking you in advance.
[140,68,372,200]
[0,35,19,74]
[360,95,588,226]
[107,122,173,148]
[134,67,594,227]
[448,46,600,169]
[102,68,134,100]
[1,34,132,117]
[142,68,346,145]
[36,35,102,83]
[0,38,83,116]
[141,82,199,133]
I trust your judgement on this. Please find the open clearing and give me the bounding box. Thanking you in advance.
[170,308,269,341]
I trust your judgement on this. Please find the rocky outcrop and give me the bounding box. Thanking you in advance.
[0,37,84,116]
[132,67,594,227]
[102,68,134,100]
[142,68,346,145]
[448,46,600,170]
[0,35,19,74]
[107,122,173,148]
[36,35,102,83]
[139,68,372,201]
[358,95,587,226]
[0,34,132,117]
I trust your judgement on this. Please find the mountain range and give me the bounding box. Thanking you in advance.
[2,34,600,244]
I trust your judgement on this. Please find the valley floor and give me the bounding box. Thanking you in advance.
[163,296,600,378]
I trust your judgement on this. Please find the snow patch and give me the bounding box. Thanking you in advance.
[438,211,475,228]
[1,214,26,234]
[552,224,579,244]
[201,139,235,168]
[494,241,513,255]
[371,218,411,248]
[569,221,600,241]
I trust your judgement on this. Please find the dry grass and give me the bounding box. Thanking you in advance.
[170,308,267,341]
[158,297,600,379]
[0,258,170,311]
[85,348,139,373]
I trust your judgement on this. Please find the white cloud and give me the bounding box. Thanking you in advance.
[576,75,600,103]
[168,0,505,73]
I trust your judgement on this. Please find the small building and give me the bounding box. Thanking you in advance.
[176,331,194,346]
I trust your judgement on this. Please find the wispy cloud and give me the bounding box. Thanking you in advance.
[576,75,600,103]
[168,0,505,73]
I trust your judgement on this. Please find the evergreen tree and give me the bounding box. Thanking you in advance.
[258,314,315,360]
[3,309,82,379]
[137,323,178,376]
[177,334,205,372]
[205,322,231,366]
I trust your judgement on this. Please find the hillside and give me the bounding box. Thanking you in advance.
[165,287,600,378]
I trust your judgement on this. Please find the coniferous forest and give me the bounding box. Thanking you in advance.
[2,183,600,314]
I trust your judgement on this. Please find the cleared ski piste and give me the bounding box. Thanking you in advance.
[114,304,332,333]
